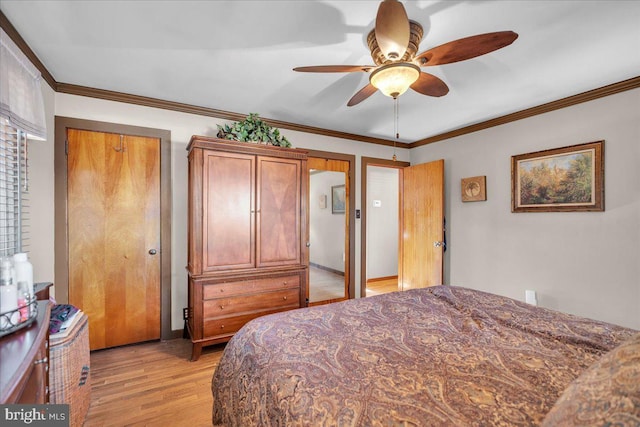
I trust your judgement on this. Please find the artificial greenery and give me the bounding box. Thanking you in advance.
[217,113,291,148]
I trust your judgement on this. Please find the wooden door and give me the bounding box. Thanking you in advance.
[256,156,301,267]
[399,159,444,290]
[67,129,161,350]
[201,150,255,272]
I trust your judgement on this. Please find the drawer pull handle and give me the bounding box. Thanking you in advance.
[283,281,287,286]
[283,296,287,300]
[219,305,224,310]
[34,357,48,365]
[220,325,225,329]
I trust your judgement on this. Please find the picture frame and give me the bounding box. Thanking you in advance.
[331,184,346,214]
[511,140,604,212]
[461,176,486,202]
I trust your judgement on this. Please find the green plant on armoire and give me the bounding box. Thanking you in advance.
[216,113,291,148]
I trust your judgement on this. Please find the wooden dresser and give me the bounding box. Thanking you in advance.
[0,299,51,403]
[187,137,308,361]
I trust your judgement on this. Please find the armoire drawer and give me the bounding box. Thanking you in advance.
[203,288,300,318]
[203,275,300,299]
[203,303,299,337]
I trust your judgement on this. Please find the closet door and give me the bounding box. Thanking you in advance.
[201,151,255,272]
[256,156,301,267]
[67,129,161,350]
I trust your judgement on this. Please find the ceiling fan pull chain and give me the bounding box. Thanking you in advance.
[393,97,399,161]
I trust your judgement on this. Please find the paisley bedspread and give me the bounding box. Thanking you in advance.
[211,285,637,426]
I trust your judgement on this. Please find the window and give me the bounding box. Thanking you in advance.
[0,119,28,256]
[0,28,45,257]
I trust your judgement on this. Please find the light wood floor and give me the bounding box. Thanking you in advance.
[84,339,224,427]
[366,276,399,296]
[84,277,398,426]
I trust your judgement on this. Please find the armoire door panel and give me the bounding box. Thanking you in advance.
[257,157,301,267]
[202,151,255,271]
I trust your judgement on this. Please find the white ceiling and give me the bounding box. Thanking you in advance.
[1,1,639,144]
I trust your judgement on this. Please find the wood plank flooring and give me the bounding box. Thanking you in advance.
[84,278,398,426]
[366,276,399,296]
[84,339,224,426]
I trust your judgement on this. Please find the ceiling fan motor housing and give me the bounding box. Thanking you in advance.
[367,20,424,65]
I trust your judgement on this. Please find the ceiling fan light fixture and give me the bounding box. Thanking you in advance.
[369,63,420,98]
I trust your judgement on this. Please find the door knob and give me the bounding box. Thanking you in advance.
[433,241,444,248]
[148,249,157,255]
[306,242,311,247]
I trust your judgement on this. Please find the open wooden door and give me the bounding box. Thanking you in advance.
[399,159,444,290]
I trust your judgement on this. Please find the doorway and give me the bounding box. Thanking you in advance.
[361,157,445,297]
[361,157,408,297]
[54,117,172,350]
[306,150,355,305]
[366,165,400,296]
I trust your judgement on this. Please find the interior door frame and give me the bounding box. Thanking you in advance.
[360,157,410,298]
[306,149,356,300]
[54,116,173,340]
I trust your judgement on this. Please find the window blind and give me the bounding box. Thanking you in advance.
[0,118,28,256]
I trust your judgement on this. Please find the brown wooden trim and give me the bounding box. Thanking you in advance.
[0,10,57,90]
[56,82,398,147]
[306,149,356,300]
[360,157,410,298]
[410,76,640,148]
[188,136,308,159]
[54,116,173,341]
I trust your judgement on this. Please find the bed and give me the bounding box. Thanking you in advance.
[211,285,640,426]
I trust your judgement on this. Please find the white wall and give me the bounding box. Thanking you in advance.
[29,82,56,288]
[45,93,409,329]
[366,166,399,279]
[411,88,640,330]
[309,171,345,272]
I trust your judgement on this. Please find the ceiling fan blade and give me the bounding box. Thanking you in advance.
[415,31,518,66]
[375,0,410,60]
[293,65,375,73]
[347,84,378,107]
[410,72,449,97]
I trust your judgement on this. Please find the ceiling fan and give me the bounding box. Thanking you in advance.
[293,0,518,106]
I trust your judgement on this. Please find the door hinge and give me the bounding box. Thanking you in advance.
[65,139,68,155]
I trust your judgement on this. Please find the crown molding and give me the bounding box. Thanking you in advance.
[409,75,640,148]
[55,83,398,147]
[2,10,638,149]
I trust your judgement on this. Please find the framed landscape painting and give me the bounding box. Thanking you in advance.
[331,184,346,214]
[511,141,604,212]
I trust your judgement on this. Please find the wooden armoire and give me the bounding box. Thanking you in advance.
[186,136,308,361]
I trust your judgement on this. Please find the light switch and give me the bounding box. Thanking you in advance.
[373,200,382,207]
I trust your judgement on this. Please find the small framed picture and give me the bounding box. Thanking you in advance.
[461,176,486,202]
[331,185,345,214]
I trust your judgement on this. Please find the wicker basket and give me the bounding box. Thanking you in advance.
[49,311,91,427]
